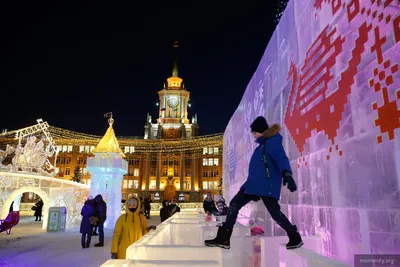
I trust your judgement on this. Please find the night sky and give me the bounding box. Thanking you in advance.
[1,2,281,137]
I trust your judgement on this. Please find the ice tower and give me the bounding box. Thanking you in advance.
[86,114,127,228]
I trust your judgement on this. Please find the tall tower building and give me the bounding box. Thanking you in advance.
[144,41,199,139]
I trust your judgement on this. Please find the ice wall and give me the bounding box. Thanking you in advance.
[87,153,127,228]
[223,0,400,264]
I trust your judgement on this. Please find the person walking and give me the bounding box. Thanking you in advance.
[33,199,43,221]
[143,197,151,219]
[205,117,303,250]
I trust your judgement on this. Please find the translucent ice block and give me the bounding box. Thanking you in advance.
[278,245,350,267]
[101,259,220,267]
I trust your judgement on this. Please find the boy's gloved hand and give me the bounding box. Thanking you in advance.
[111,253,118,259]
[283,171,297,192]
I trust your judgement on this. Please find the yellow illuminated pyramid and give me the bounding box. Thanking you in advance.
[92,116,125,157]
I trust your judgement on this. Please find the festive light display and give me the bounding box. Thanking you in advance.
[0,125,223,158]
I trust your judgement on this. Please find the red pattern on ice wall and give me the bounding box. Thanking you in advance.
[223,0,400,264]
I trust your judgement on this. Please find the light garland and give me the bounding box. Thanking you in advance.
[0,125,224,159]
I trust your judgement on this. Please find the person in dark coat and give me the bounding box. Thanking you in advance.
[160,200,171,223]
[143,197,151,219]
[214,195,228,215]
[139,197,145,215]
[203,192,218,215]
[80,196,97,248]
[169,198,181,215]
[94,194,107,247]
[205,116,303,250]
[34,199,43,221]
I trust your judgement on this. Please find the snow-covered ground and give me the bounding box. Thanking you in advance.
[0,215,161,267]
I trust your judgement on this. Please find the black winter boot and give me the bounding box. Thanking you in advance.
[286,225,303,249]
[204,226,233,249]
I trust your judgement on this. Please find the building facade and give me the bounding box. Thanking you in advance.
[0,60,223,203]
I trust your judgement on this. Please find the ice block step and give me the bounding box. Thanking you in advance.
[127,245,222,264]
[279,245,350,267]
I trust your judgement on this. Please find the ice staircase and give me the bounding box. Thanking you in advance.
[101,210,349,266]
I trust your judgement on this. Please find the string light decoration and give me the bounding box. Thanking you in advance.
[0,125,224,159]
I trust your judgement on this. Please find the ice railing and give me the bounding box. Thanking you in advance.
[102,209,349,266]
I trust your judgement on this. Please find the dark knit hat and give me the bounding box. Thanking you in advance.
[250,116,269,133]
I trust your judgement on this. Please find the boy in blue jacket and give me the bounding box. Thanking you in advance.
[205,116,303,250]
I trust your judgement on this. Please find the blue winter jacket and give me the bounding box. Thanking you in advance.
[240,124,292,200]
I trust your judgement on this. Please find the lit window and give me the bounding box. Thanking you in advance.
[62,145,68,152]
[85,146,90,153]
[90,146,95,152]
[128,180,133,189]
[130,146,135,153]
[208,148,213,154]
[208,158,213,166]
[65,168,70,175]
[203,159,208,166]
[203,148,208,155]
[185,181,191,190]
[150,180,156,189]
[67,145,73,152]
[213,158,219,166]
[134,180,138,189]
[123,180,128,189]
[214,181,218,189]
[214,148,219,154]
[66,157,71,164]
[124,147,130,153]
[134,168,139,177]
[79,146,84,153]
[203,181,208,190]
[56,146,62,153]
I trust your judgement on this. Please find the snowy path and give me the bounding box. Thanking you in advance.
[0,216,161,267]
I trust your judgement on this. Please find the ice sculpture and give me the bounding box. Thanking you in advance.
[86,114,128,228]
[223,0,400,265]
[0,172,89,229]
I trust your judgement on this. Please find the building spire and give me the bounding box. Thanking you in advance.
[172,40,179,77]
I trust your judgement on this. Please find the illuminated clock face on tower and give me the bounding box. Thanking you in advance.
[167,97,179,108]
